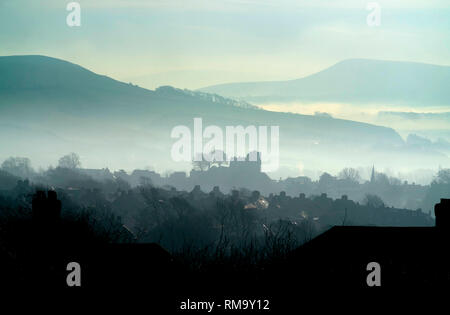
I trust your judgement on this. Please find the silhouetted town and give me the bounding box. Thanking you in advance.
[1,152,448,291]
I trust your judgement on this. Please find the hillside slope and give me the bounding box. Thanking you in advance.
[199,59,450,106]
[0,55,446,173]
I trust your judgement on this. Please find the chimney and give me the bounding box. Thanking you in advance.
[435,199,450,229]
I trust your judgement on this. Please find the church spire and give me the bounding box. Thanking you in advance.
[370,165,375,183]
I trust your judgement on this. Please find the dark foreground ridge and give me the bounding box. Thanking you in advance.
[0,191,449,309]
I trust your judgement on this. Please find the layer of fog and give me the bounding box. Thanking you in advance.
[1,100,449,186]
[258,101,450,141]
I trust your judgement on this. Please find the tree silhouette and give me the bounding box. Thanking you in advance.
[363,194,385,208]
[338,168,361,183]
[1,157,33,179]
[58,153,81,169]
[436,169,450,184]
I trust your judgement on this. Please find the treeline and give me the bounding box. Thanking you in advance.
[0,164,435,253]
[1,153,449,213]
[0,154,439,282]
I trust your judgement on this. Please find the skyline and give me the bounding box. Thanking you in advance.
[1,0,449,181]
[1,0,449,89]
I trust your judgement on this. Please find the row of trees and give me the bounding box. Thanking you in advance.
[322,167,405,185]
[4,153,449,187]
[2,154,449,212]
[1,153,81,178]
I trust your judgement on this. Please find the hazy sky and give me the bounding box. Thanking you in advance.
[1,0,449,89]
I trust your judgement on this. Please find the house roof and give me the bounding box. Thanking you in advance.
[295,226,438,259]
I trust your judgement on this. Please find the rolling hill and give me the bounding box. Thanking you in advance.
[199,59,450,106]
[0,55,448,175]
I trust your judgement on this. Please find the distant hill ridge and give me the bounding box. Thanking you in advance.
[199,59,450,106]
[1,54,447,172]
[0,55,256,110]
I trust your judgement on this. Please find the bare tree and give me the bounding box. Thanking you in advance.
[436,169,450,184]
[1,157,33,178]
[363,194,385,209]
[58,153,81,169]
[338,167,361,183]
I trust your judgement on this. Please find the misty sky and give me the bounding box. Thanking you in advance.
[1,0,449,89]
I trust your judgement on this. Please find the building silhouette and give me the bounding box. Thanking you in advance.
[286,198,450,288]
